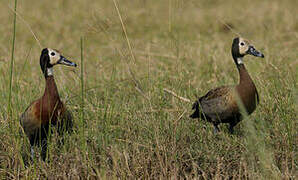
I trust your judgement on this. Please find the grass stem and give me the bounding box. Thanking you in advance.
[8,0,18,125]
[80,37,84,125]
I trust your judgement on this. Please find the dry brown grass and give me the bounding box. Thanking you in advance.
[0,0,297,179]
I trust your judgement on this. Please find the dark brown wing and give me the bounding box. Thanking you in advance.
[19,100,41,138]
[199,86,237,120]
[199,86,231,101]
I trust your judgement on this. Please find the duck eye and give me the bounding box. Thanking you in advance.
[240,42,245,46]
[50,52,55,56]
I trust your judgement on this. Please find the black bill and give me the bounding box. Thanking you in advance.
[247,46,264,58]
[58,56,77,67]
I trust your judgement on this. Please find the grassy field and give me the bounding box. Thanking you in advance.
[0,0,297,178]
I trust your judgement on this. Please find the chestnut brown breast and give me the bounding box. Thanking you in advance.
[20,76,71,138]
[236,64,259,115]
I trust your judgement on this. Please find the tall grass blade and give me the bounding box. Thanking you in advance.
[79,36,87,159]
[80,37,85,126]
[8,0,18,127]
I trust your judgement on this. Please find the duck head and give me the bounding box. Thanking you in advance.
[231,37,264,65]
[40,48,77,77]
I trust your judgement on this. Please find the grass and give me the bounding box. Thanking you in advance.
[7,0,17,129]
[0,0,297,178]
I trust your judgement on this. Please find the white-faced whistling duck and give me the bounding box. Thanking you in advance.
[20,48,77,160]
[190,37,264,134]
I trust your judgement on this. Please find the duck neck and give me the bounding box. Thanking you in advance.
[235,58,254,85]
[43,69,60,102]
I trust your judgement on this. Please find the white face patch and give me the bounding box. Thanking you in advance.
[47,48,61,65]
[47,67,54,76]
[238,38,250,55]
[237,57,243,64]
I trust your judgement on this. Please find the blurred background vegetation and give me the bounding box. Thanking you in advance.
[0,0,297,178]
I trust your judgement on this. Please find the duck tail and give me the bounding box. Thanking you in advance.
[189,101,200,118]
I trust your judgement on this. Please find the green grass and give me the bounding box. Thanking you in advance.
[0,0,297,178]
